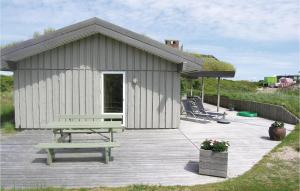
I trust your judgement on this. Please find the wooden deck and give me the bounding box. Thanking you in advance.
[0,105,294,188]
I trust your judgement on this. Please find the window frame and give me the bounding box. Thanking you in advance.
[101,71,126,126]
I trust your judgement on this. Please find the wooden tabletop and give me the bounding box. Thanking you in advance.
[46,121,124,129]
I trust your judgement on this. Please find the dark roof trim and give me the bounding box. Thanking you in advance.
[182,71,236,79]
[1,17,203,71]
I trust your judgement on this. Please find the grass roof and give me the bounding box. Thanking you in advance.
[190,53,235,71]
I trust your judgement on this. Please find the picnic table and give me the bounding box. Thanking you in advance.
[36,114,124,165]
[49,121,123,142]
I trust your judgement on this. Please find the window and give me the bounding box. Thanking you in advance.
[101,72,125,125]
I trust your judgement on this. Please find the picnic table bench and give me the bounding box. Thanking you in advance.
[36,142,120,165]
[36,114,124,165]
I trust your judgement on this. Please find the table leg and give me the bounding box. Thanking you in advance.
[110,129,114,142]
[109,128,113,160]
[69,133,72,143]
[104,148,109,164]
[53,130,57,142]
[60,129,63,142]
[46,149,54,165]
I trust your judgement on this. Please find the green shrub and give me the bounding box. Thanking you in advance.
[0,75,13,92]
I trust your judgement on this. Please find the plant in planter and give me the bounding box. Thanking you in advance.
[269,121,286,141]
[199,139,230,178]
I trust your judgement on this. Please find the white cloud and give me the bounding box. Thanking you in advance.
[113,0,300,41]
[1,0,299,80]
[1,0,299,42]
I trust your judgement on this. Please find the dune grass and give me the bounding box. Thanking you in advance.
[181,78,300,118]
[219,91,299,118]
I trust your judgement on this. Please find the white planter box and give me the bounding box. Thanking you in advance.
[199,149,228,178]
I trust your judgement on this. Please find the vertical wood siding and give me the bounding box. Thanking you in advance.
[14,34,180,129]
[13,70,20,128]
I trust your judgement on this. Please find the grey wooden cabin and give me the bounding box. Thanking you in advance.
[1,17,202,129]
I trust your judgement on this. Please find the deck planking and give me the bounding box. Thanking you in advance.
[0,105,294,188]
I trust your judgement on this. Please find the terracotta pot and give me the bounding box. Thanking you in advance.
[269,126,286,141]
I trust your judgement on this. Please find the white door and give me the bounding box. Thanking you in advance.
[101,72,125,125]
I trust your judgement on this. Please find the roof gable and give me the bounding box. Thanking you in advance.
[1,17,202,72]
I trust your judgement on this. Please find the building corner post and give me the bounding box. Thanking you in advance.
[217,77,221,112]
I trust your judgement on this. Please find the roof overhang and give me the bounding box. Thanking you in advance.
[1,17,203,72]
[182,71,236,79]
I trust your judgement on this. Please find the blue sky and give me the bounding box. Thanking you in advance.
[1,0,299,80]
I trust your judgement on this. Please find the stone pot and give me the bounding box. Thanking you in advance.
[269,126,286,141]
[199,149,228,178]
